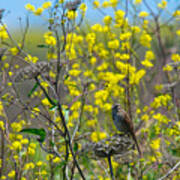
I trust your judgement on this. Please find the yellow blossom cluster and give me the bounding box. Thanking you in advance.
[2,0,180,178]
[25,2,51,16]
[140,31,152,48]
[44,31,56,46]
[151,94,171,108]
[158,0,167,9]
[141,50,155,68]
[66,10,78,20]
[0,25,8,40]
[91,131,107,142]
[24,54,39,64]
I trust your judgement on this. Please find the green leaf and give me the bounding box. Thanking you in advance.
[49,140,55,147]
[158,163,163,169]
[53,160,66,173]
[20,128,46,143]
[49,104,57,111]
[149,126,156,139]
[63,108,69,122]
[37,44,49,48]
[28,82,39,97]
[73,142,78,152]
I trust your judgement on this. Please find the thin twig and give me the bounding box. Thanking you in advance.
[158,161,180,180]
[107,155,115,180]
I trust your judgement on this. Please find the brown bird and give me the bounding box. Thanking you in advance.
[112,104,142,157]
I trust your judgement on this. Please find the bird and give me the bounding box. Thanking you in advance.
[112,104,142,157]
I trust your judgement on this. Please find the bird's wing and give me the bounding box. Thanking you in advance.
[123,110,134,131]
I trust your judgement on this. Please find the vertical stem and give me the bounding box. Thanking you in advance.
[57,103,85,180]
[49,123,55,180]
[107,155,115,180]
[0,130,5,178]
[62,137,69,180]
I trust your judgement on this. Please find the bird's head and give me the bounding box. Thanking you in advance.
[112,104,121,112]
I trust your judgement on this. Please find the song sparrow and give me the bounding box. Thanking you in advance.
[112,104,142,157]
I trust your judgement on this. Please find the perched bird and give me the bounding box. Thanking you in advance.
[112,104,142,157]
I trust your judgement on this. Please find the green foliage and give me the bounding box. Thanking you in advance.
[20,128,46,143]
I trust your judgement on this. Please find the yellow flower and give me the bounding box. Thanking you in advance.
[0,121,5,131]
[150,138,161,150]
[103,103,112,111]
[59,0,64,3]
[42,2,52,9]
[24,54,39,63]
[10,46,19,56]
[119,32,132,41]
[21,138,29,145]
[36,161,43,166]
[140,31,152,48]
[91,132,107,142]
[0,25,8,39]
[8,170,15,178]
[24,162,35,170]
[34,8,44,16]
[158,0,167,9]
[134,0,142,4]
[102,1,110,8]
[97,62,109,71]
[93,1,100,8]
[131,26,141,33]
[90,57,96,65]
[108,39,119,50]
[103,16,112,25]
[163,64,173,71]
[141,59,154,68]
[11,122,22,132]
[25,3,35,12]
[176,29,180,36]
[1,176,6,180]
[79,3,87,12]
[136,109,141,114]
[4,63,9,69]
[154,84,163,91]
[145,50,155,60]
[42,98,51,106]
[110,0,118,8]
[173,10,180,17]
[141,114,149,121]
[53,157,61,163]
[27,147,35,155]
[130,69,146,84]
[44,32,56,46]
[86,32,96,44]
[115,10,125,20]
[171,53,180,62]
[86,119,97,127]
[66,10,77,20]
[69,69,81,77]
[139,11,149,18]
[32,107,40,115]
[99,132,107,139]
[11,141,22,151]
[91,24,103,32]
[41,170,47,175]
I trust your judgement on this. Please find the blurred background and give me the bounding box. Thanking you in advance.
[0,0,179,29]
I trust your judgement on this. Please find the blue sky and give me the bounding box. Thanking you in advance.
[0,0,179,29]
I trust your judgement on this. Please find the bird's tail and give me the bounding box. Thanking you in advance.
[131,132,142,157]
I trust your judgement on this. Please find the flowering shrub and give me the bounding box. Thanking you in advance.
[0,0,180,179]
